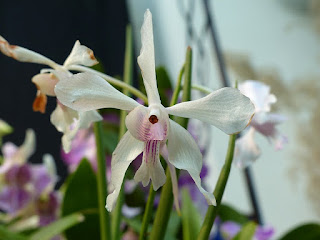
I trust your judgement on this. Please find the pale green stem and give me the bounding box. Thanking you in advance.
[67,64,148,104]
[94,122,111,240]
[197,134,237,240]
[111,25,133,240]
[191,84,213,95]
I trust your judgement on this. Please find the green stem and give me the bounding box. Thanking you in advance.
[191,84,213,95]
[139,62,186,240]
[197,134,237,240]
[149,47,192,240]
[139,185,156,240]
[93,122,111,240]
[111,25,133,240]
[68,65,148,104]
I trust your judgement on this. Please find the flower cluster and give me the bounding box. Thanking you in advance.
[0,129,60,226]
[0,36,102,153]
[54,9,255,211]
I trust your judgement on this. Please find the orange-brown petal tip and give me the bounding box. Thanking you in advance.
[32,91,47,113]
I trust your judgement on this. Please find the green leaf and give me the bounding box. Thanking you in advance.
[219,204,248,224]
[0,225,27,240]
[181,188,201,240]
[61,159,100,240]
[278,223,320,240]
[233,221,257,240]
[164,212,181,240]
[29,213,84,240]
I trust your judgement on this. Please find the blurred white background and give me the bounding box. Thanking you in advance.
[127,0,320,237]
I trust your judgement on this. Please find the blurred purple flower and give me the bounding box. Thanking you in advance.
[0,187,31,213]
[36,192,60,226]
[61,129,97,172]
[220,221,274,240]
[0,129,60,226]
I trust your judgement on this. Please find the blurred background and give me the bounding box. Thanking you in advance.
[1,0,320,238]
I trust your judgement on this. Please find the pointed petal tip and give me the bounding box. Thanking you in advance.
[105,195,113,212]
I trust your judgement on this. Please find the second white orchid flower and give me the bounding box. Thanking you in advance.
[55,9,255,212]
[234,80,288,168]
[0,37,102,153]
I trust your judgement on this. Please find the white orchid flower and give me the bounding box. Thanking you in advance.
[234,80,288,168]
[55,9,255,212]
[0,37,102,152]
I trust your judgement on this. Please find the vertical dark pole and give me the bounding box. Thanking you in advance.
[202,0,263,224]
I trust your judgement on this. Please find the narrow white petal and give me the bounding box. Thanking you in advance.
[234,128,261,168]
[161,144,180,213]
[0,36,56,67]
[32,73,59,97]
[167,120,216,205]
[9,129,36,164]
[239,80,276,113]
[166,87,255,135]
[137,9,161,105]
[55,72,140,112]
[106,132,144,212]
[63,40,98,67]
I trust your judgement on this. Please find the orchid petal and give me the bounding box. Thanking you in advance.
[239,80,276,113]
[106,131,144,212]
[0,187,31,214]
[134,140,166,190]
[167,120,216,205]
[55,72,140,112]
[63,40,98,67]
[125,105,169,142]
[166,87,255,135]
[50,102,78,133]
[15,129,36,164]
[32,73,59,97]
[234,128,261,168]
[137,9,161,105]
[0,36,56,67]
[251,113,288,150]
[160,144,180,213]
[61,110,102,153]
[32,90,47,113]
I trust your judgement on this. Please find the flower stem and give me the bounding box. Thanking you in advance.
[149,47,192,240]
[139,185,156,240]
[191,84,213,95]
[139,61,185,240]
[197,133,237,240]
[93,122,111,240]
[111,25,133,240]
[68,65,148,104]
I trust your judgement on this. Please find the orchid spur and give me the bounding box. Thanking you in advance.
[0,36,102,153]
[55,9,255,212]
